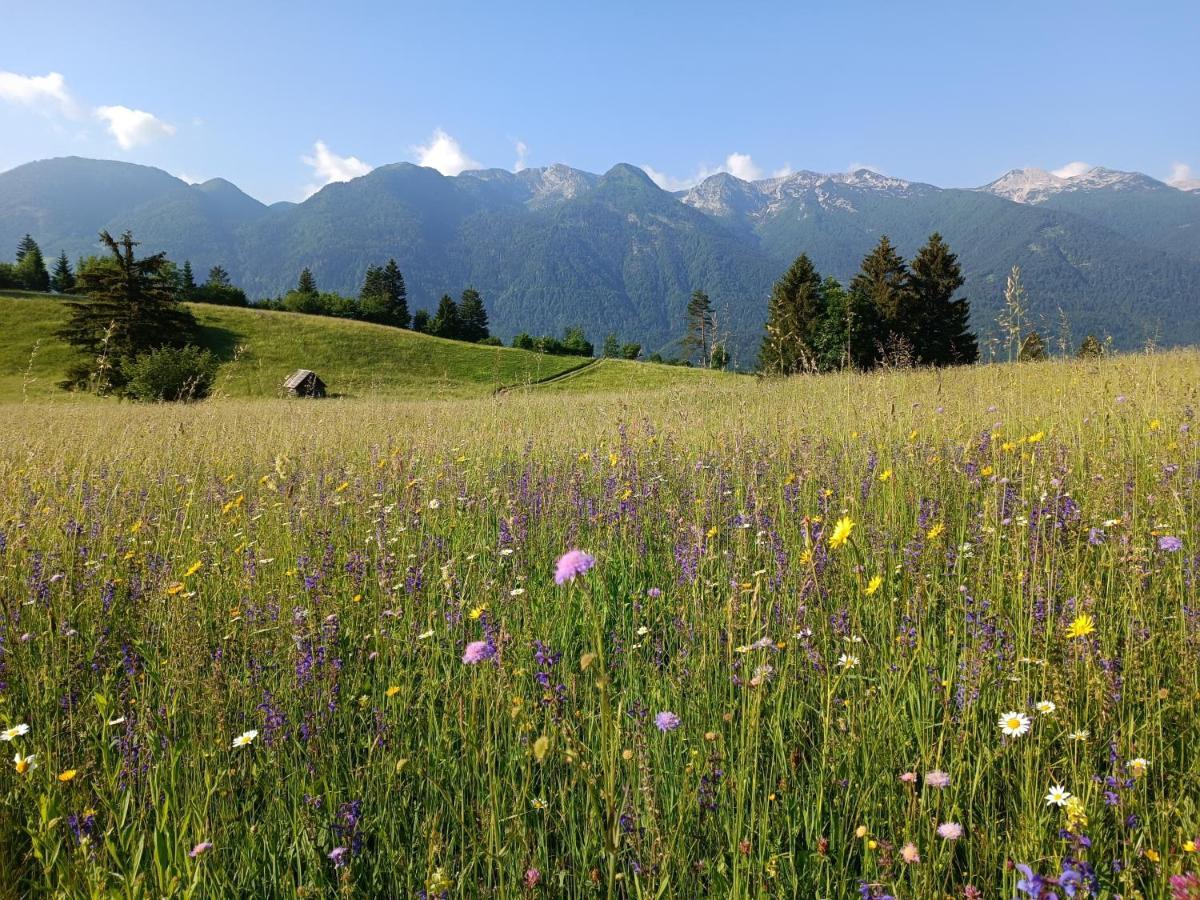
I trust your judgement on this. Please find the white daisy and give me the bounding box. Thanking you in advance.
[1,723,30,742]
[838,653,860,670]
[1035,700,1057,715]
[1045,785,1071,807]
[998,711,1031,737]
[231,730,259,749]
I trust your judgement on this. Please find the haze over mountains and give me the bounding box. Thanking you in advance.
[2,155,1198,360]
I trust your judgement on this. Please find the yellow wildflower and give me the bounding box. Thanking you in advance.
[1065,613,1095,640]
[828,516,856,550]
[864,575,883,597]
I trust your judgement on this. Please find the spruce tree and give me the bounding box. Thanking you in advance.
[412,309,431,333]
[382,260,410,328]
[14,235,50,292]
[297,268,318,296]
[908,233,978,365]
[848,237,910,368]
[1078,334,1104,359]
[207,265,231,288]
[57,231,197,391]
[758,254,826,375]
[457,288,489,342]
[431,294,461,339]
[360,264,385,301]
[1018,330,1048,362]
[180,261,197,296]
[50,252,75,294]
[683,289,715,366]
[603,333,621,358]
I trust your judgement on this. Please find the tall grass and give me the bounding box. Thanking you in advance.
[0,352,1197,897]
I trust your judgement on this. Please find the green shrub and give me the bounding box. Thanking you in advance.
[124,345,218,402]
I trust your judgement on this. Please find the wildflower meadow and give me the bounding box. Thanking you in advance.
[1,353,1199,898]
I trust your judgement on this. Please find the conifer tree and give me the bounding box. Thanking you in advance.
[207,265,231,288]
[759,254,826,374]
[1077,334,1104,359]
[431,294,461,339]
[382,260,410,328]
[848,237,910,368]
[683,289,715,366]
[908,233,978,365]
[180,260,196,296]
[412,309,431,333]
[297,268,318,295]
[603,333,621,358]
[57,231,197,391]
[457,288,489,342]
[14,234,50,291]
[1018,330,1048,361]
[50,252,75,294]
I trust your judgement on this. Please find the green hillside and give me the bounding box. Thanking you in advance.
[0,295,603,401]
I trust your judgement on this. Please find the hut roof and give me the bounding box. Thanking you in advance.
[284,369,317,390]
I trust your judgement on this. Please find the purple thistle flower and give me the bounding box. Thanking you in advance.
[554,550,595,585]
[462,640,494,664]
[1160,535,1183,552]
[654,711,681,732]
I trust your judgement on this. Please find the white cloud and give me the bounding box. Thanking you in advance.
[1167,162,1199,189]
[1051,161,1092,179]
[722,152,762,181]
[176,172,202,184]
[413,128,481,176]
[301,140,373,198]
[96,105,175,149]
[0,70,78,116]
[772,165,794,178]
[847,161,886,175]
[512,140,529,173]
[642,152,777,191]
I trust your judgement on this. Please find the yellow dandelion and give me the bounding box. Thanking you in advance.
[183,561,202,577]
[927,522,945,540]
[58,769,78,783]
[385,685,401,698]
[878,468,892,482]
[1065,613,1095,640]
[828,516,856,550]
[468,604,488,621]
[864,575,883,597]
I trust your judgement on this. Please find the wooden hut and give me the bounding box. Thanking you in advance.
[283,369,326,398]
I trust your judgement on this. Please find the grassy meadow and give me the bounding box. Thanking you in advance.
[1,350,1199,897]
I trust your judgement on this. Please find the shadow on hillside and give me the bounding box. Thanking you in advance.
[194,324,242,362]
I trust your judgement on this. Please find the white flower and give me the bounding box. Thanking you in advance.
[12,751,36,774]
[998,711,1031,737]
[1,723,30,742]
[1128,757,1150,776]
[509,588,525,597]
[1036,700,1057,715]
[1067,730,1089,742]
[428,499,441,510]
[1045,785,1071,807]
[231,730,259,749]
[417,629,435,640]
[107,717,127,726]
[838,653,860,670]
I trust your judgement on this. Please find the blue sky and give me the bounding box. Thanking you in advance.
[1,0,1197,202]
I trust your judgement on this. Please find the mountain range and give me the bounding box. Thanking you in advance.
[2,155,1198,361]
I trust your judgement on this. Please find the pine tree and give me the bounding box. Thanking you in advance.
[412,309,431,333]
[683,289,715,366]
[603,333,621,358]
[360,264,385,301]
[57,231,198,392]
[14,235,50,292]
[431,294,461,339]
[457,288,489,342]
[759,254,826,375]
[50,252,75,294]
[811,276,850,371]
[382,260,410,328]
[908,233,977,365]
[297,268,318,296]
[1018,330,1048,362]
[207,265,231,288]
[180,261,196,297]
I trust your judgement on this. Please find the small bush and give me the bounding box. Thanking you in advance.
[124,345,218,402]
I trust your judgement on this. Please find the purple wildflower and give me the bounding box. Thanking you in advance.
[924,769,951,789]
[554,550,595,585]
[328,846,349,868]
[189,841,213,858]
[462,640,494,664]
[936,822,963,840]
[654,711,681,732]
[1160,535,1183,552]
